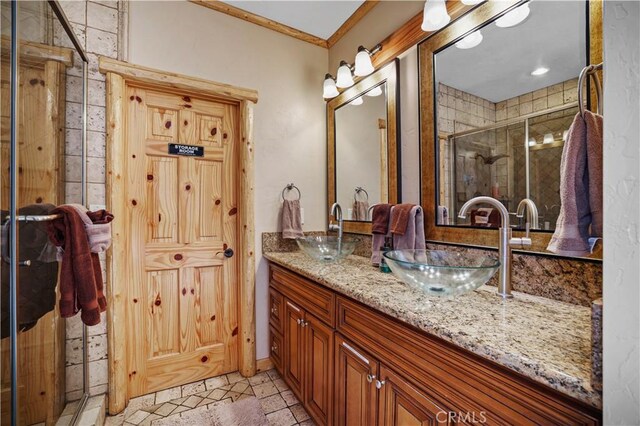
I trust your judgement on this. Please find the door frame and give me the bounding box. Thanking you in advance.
[99,57,258,414]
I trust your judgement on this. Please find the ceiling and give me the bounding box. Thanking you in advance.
[223,1,365,39]
[436,0,587,103]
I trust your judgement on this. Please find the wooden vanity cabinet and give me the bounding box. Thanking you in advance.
[268,263,602,426]
[270,266,334,425]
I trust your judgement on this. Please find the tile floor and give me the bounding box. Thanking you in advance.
[105,369,314,426]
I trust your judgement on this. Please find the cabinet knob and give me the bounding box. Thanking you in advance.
[271,344,278,353]
[271,305,277,315]
[375,379,386,389]
[366,374,376,383]
[296,318,302,326]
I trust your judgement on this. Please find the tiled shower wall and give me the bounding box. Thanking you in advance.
[59,0,124,401]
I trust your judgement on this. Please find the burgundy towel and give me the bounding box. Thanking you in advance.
[47,206,106,326]
[390,204,415,235]
[548,111,603,256]
[371,204,392,234]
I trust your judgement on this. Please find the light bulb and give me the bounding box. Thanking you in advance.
[366,86,383,97]
[336,61,354,88]
[461,0,483,4]
[455,30,483,49]
[421,0,451,32]
[531,67,549,76]
[495,3,530,28]
[323,74,339,99]
[354,47,375,77]
[350,97,363,106]
[528,138,537,147]
[543,133,554,144]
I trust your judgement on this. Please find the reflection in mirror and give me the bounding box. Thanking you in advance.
[335,84,387,221]
[434,0,586,232]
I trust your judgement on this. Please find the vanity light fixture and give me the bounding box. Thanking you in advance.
[421,0,451,32]
[350,96,363,106]
[336,60,355,88]
[354,44,382,77]
[366,86,383,97]
[495,3,530,28]
[455,30,483,49]
[528,138,537,146]
[461,0,483,4]
[531,67,549,76]
[323,74,339,99]
[543,133,554,144]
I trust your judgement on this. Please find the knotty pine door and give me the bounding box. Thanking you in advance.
[125,87,239,397]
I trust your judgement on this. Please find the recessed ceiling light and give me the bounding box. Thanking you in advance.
[495,4,530,28]
[531,67,549,76]
[455,30,483,49]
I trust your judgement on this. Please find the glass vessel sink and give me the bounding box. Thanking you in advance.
[383,250,500,296]
[296,236,360,262]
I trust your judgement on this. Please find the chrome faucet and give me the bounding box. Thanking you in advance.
[329,203,343,240]
[516,198,539,243]
[458,196,521,298]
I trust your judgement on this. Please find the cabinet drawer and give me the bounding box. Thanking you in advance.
[269,326,283,374]
[336,296,600,425]
[269,288,284,333]
[270,265,335,327]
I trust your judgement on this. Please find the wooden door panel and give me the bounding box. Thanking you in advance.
[145,156,178,244]
[284,300,304,400]
[378,364,449,426]
[335,335,378,426]
[147,269,180,358]
[127,86,238,397]
[305,315,334,426]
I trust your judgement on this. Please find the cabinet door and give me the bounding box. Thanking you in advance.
[284,299,305,400]
[269,326,284,374]
[334,334,378,426]
[305,314,334,426]
[269,288,284,334]
[378,364,449,426]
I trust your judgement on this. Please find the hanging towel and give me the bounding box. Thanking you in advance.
[281,199,304,239]
[47,206,106,326]
[352,200,369,221]
[392,206,426,251]
[68,204,114,254]
[548,111,603,256]
[390,204,416,235]
[371,204,392,266]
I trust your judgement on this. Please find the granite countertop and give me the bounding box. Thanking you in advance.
[263,251,601,409]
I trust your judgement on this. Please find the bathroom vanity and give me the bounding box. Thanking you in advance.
[265,252,601,426]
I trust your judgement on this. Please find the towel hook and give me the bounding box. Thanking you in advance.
[354,187,369,202]
[577,63,603,118]
[281,183,301,201]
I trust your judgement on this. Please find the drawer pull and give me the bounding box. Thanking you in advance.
[375,379,386,389]
[341,342,370,365]
[366,374,376,383]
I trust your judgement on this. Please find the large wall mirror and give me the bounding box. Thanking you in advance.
[420,0,602,258]
[328,60,400,234]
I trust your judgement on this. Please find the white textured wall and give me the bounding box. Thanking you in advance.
[602,1,640,423]
[128,0,328,360]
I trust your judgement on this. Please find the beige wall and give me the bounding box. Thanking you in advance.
[128,0,328,360]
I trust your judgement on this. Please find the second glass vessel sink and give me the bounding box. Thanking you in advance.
[296,236,359,262]
[383,249,500,296]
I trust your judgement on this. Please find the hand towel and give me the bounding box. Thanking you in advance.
[371,204,392,266]
[393,206,426,250]
[548,111,603,256]
[353,200,369,221]
[390,203,416,235]
[68,204,114,254]
[281,199,304,239]
[47,206,106,326]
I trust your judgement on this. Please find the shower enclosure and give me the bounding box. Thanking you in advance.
[1,1,89,424]
[444,103,579,231]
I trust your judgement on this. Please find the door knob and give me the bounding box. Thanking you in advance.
[224,248,234,258]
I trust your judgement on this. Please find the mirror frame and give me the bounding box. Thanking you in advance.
[327,59,400,235]
[419,0,603,259]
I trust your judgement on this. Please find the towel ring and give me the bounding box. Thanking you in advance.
[354,187,369,202]
[577,63,603,118]
[281,183,301,201]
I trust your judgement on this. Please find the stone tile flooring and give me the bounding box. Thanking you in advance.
[105,369,314,426]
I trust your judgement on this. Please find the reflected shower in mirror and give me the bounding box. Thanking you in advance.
[434,0,587,231]
[335,83,387,221]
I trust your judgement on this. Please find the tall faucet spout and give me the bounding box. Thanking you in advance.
[458,196,513,298]
[516,198,539,231]
[330,203,343,240]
